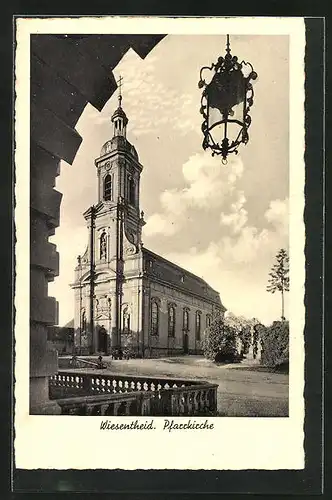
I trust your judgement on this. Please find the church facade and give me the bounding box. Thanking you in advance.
[70,96,226,357]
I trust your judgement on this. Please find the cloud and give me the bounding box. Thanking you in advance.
[109,50,200,137]
[143,213,179,237]
[219,200,289,266]
[79,50,199,138]
[265,198,289,234]
[161,195,289,325]
[143,145,289,324]
[217,196,289,264]
[220,191,248,234]
[219,227,271,264]
[144,152,244,236]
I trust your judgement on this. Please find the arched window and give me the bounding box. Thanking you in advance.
[206,314,212,329]
[129,178,136,205]
[100,232,107,260]
[122,307,131,333]
[195,311,201,340]
[183,308,189,331]
[151,301,159,335]
[168,305,175,337]
[104,174,112,201]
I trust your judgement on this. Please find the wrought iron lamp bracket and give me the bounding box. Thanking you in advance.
[198,38,257,163]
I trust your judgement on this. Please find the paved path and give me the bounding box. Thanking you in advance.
[61,355,288,416]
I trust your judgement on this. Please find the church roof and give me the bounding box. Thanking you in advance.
[142,247,224,309]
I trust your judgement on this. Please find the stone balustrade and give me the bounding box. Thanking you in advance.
[49,370,218,416]
[50,370,196,398]
[55,392,147,416]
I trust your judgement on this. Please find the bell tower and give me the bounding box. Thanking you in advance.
[72,81,146,355]
[94,87,145,253]
[78,82,146,353]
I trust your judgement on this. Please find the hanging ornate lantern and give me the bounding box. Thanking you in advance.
[198,35,258,164]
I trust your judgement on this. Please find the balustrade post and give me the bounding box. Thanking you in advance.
[170,393,177,416]
[100,404,109,416]
[179,391,185,414]
[211,387,217,413]
[143,394,151,415]
[82,374,92,395]
[113,402,121,415]
[85,405,94,415]
[186,392,191,414]
[125,400,132,415]
[199,390,204,411]
[194,391,198,413]
[162,390,172,416]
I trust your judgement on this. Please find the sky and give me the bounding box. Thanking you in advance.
[49,34,289,326]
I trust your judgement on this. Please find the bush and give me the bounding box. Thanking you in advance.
[238,325,252,356]
[224,313,258,357]
[202,316,240,363]
[259,320,289,369]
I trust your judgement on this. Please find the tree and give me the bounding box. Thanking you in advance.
[224,312,255,356]
[267,248,289,320]
[202,315,239,363]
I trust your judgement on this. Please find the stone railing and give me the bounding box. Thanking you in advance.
[49,371,218,416]
[50,371,198,398]
[55,392,149,416]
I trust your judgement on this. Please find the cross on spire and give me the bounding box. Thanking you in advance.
[225,34,231,54]
[117,75,123,106]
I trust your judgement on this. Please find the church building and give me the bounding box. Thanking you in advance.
[70,93,226,357]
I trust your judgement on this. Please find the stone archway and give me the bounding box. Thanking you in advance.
[29,34,166,414]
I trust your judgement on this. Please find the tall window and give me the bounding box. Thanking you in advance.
[100,232,107,260]
[168,305,175,337]
[183,308,189,331]
[126,175,136,206]
[81,310,86,332]
[129,178,136,205]
[206,314,212,329]
[195,311,201,340]
[122,307,131,333]
[104,174,112,201]
[151,301,159,335]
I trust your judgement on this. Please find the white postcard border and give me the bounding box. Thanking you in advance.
[14,16,305,470]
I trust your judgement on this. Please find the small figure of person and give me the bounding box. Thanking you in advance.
[96,355,107,369]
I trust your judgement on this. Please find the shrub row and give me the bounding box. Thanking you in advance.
[256,320,289,369]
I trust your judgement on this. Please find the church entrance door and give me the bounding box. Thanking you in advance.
[98,326,108,354]
[183,333,189,354]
